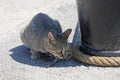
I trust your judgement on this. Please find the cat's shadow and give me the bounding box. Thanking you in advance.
[10,45,84,68]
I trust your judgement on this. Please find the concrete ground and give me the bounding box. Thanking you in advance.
[0,0,120,80]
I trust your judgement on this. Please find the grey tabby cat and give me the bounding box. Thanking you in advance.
[20,13,72,61]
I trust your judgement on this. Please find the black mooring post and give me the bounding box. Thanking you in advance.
[76,0,120,56]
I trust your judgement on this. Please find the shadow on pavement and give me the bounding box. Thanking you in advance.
[10,45,84,68]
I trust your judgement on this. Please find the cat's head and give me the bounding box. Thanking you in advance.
[48,29,72,59]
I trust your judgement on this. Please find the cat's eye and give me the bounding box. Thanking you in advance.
[51,41,57,45]
[60,50,62,53]
[53,41,57,44]
[58,49,63,54]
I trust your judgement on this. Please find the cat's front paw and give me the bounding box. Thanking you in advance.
[31,53,40,60]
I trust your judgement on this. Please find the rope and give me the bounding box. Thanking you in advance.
[70,46,120,67]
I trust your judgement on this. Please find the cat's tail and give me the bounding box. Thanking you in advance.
[70,46,120,67]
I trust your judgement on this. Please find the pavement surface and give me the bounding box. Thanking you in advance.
[0,0,120,80]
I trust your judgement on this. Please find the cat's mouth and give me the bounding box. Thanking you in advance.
[60,53,66,59]
[48,48,68,59]
[53,52,65,59]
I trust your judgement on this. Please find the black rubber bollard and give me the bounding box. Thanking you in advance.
[76,0,120,56]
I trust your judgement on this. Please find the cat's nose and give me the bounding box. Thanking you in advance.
[61,53,66,59]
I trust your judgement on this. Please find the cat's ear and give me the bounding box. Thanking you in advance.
[48,32,55,42]
[63,29,72,39]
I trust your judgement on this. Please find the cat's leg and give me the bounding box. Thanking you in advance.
[30,49,40,60]
[47,57,59,67]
